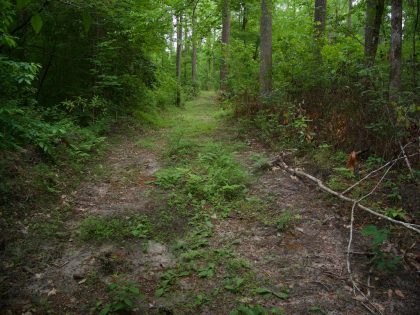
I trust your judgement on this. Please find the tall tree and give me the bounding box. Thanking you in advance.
[364,0,385,66]
[389,0,403,101]
[259,0,272,95]
[220,0,231,90]
[192,3,198,85]
[176,14,183,106]
[314,0,327,38]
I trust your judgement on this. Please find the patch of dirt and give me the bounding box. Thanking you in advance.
[72,139,160,218]
[207,140,420,314]
[2,134,176,313]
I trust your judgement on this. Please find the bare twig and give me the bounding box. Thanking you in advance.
[275,158,420,234]
[399,141,414,177]
[341,152,419,196]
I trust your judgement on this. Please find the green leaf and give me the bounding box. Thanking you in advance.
[31,14,43,34]
[99,304,111,315]
[82,12,92,34]
[128,287,140,295]
[255,287,272,297]
[17,0,31,10]
[155,287,165,297]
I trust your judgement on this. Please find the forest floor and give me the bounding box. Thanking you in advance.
[1,91,419,314]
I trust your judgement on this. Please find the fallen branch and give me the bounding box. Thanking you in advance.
[273,157,420,234]
[341,152,419,196]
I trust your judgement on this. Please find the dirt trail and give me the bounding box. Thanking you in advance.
[3,92,419,314]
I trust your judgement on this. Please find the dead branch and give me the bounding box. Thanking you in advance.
[341,152,419,196]
[273,157,420,234]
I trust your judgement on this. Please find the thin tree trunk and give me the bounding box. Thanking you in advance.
[220,0,230,90]
[364,0,385,66]
[192,4,197,85]
[412,0,419,88]
[259,0,272,95]
[242,1,248,31]
[389,0,403,101]
[176,14,183,106]
[314,0,327,38]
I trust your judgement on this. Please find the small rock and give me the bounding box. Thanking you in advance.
[73,273,85,280]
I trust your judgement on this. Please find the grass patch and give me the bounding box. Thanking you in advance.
[78,215,151,242]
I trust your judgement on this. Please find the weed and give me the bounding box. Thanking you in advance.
[229,305,285,315]
[254,287,289,300]
[155,269,190,297]
[361,225,401,272]
[385,207,406,220]
[333,167,355,179]
[228,258,252,272]
[327,175,347,191]
[365,156,385,171]
[276,210,301,232]
[97,280,142,315]
[194,293,210,306]
[250,153,271,170]
[78,215,151,241]
[198,263,216,278]
[225,277,245,293]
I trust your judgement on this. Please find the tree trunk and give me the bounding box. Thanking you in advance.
[176,14,183,106]
[220,0,230,90]
[364,0,385,66]
[314,0,327,38]
[192,5,197,85]
[259,0,272,95]
[412,0,419,89]
[389,0,403,101]
[242,1,248,31]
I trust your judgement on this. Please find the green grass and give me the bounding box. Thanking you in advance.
[78,215,151,242]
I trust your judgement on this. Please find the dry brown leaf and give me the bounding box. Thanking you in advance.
[394,289,405,298]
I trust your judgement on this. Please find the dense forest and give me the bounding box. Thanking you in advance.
[1,0,419,314]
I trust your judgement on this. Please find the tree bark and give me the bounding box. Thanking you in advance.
[314,0,327,38]
[192,4,197,85]
[242,0,248,31]
[176,14,183,106]
[259,0,272,95]
[220,0,231,90]
[389,0,403,101]
[364,0,385,66]
[412,0,419,88]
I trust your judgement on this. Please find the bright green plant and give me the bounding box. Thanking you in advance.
[98,281,142,315]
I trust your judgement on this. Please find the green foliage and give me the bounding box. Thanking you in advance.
[361,225,401,272]
[155,143,249,207]
[98,280,142,315]
[225,277,245,293]
[276,210,301,232]
[229,305,285,315]
[78,215,151,242]
[254,287,289,300]
[250,153,271,170]
[155,269,190,297]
